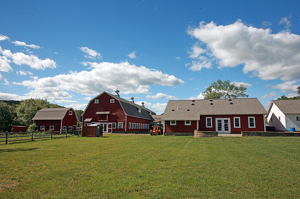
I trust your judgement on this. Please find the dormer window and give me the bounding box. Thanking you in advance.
[110,99,115,103]
[138,108,141,113]
[94,99,99,104]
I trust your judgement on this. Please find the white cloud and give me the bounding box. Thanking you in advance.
[128,51,137,59]
[188,43,206,58]
[176,56,180,60]
[272,80,299,93]
[0,55,12,72]
[188,20,300,81]
[0,34,9,41]
[0,92,27,100]
[3,79,9,85]
[146,93,178,100]
[84,97,92,101]
[262,21,272,27]
[189,60,212,71]
[14,61,184,102]
[188,92,205,100]
[0,47,56,70]
[55,99,77,104]
[79,47,102,59]
[279,16,291,30]
[139,102,167,115]
[65,103,87,111]
[16,70,33,76]
[0,73,2,80]
[232,82,252,88]
[12,41,40,49]
[262,91,277,99]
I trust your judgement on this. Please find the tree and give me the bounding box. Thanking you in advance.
[16,99,63,126]
[298,86,300,96]
[277,95,299,100]
[203,79,248,100]
[0,101,14,131]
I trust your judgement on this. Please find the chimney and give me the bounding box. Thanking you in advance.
[131,97,134,103]
[115,89,120,97]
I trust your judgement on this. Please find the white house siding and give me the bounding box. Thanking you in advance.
[267,103,286,131]
[286,114,300,131]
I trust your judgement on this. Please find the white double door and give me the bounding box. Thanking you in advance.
[215,118,231,134]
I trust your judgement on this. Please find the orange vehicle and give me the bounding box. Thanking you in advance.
[150,120,163,135]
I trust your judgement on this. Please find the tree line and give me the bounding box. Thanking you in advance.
[0,99,83,132]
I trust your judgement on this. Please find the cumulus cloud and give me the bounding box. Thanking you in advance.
[0,34,9,41]
[3,79,9,85]
[65,103,87,111]
[232,82,252,88]
[262,91,277,99]
[188,92,205,100]
[188,20,300,81]
[14,61,184,102]
[279,16,291,30]
[272,80,299,93]
[12,41,40,49]
[128,51,137,59]
[80,47,102,59]
[84,97,92,101]
[0,92,27,100]
[0,47,56,70]
[136,101,167,115]
[146,93,178,100]
[16,70,33,76]
[0,73,2,80]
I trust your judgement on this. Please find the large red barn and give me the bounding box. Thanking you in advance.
[32,108,78,133]
[161,98,266,135]
[82,91,156,133]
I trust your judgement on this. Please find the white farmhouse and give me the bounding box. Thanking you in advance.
[266,100,300,131]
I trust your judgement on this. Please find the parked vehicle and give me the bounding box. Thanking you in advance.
[150,120,163,135]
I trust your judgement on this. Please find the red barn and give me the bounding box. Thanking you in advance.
[32,108,78,132]
[82,91,156,133]
[161,98,266,135]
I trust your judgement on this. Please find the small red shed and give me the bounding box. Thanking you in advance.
[13,126,27,133]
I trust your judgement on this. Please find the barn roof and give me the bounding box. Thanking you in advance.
[162,98,266,121]
[83,91,156,121]
[267,100,300,115]
[32,108,78,121]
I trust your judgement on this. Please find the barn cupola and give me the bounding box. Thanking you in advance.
[131,97,134,103]
[142,102,145,107]
[115,89,120,97]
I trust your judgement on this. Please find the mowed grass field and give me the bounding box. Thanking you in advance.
[1,134,300,198]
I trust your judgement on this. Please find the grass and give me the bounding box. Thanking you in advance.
[1,134,300,198]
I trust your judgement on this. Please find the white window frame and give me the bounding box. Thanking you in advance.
[40,125,45,131]
[129,122,131,129]
[118,122,123,129]
[206,117,212,128]
[112,122,116,129]
[170,120,176,125]
[68,126,73,131]
[138,108,141,113]
[69,111,73,115]
[110,99,115,103]
[49,126,54,131]
[185,120,191,125]
[63,126,67,131]
[296,117,300,121]
[234,117,241,128]
[248,117,256,128]
[94,99,99,104]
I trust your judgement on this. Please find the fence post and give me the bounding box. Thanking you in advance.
[31,131,34,141]
[51,131,52,139]
[66,131,68,138]
[5,131,8,144]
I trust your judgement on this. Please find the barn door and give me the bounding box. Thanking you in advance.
[107,123,113,133]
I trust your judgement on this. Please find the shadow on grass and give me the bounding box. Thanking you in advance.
[0,148,39,153]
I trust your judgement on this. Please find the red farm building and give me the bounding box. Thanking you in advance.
[82,90,156,133]
[161,98,267,135]
[32,108,78,132]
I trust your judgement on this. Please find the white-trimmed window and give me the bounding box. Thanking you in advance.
[94,99,99,104]
[49,126,54,131]
[234,117,241,128]
[68,126,73,131]
[40,125,45,131]
[206,117,212,128]
[118,122,123,129]
[110,99,115,103]
[296,117,300,121]
[138,108,141,113]
[112,122,116,129]
[63,126,67,131]
[129,122,131,129]
[69,111,73,115]
[185,120,191,125]
[170,120,176,125]
[248,117,255,128]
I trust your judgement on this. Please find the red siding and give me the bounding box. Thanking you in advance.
[13,126,27,133]
[127,116,150,132]
[165,121,197,133]
[200,114,265,133]
[34,120,61,131]
[62,109,78,130]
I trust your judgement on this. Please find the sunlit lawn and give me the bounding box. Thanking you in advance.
[1,134,300,198]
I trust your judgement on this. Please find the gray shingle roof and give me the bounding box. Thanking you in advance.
[32,108,77,120]
[268,100,300,114]
[162,98,266,121]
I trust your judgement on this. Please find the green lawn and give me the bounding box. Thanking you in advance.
[1,135,300,198]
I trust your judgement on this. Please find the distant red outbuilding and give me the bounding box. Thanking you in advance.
[32,108,78,133]
[13,126,27,133]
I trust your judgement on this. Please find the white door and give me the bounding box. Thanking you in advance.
[101,123,108,133]
[216,118,231,134]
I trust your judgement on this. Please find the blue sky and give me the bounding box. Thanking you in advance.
[0,0,300,114]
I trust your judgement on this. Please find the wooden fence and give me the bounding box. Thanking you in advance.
[0,130,82,144]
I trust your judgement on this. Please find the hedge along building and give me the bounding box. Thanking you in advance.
[32,108,78,133]
[161,98,267,135]
[82,90,156,133]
